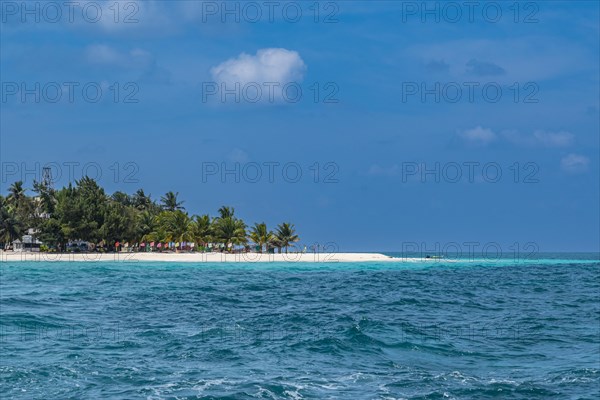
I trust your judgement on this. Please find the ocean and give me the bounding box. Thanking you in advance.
[1,254,599,399]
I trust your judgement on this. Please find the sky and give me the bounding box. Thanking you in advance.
[1,0,599,253]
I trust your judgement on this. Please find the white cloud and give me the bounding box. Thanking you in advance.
[532,130,574,147]
[211,48,306,87]
[85,44,152,68]
[561,154,590,173]
[84,44,170,84]
[408,37,591,83]
[77,0,174,34]
[458,126,496,145]
[502,130,574,147]
[1,1,229,36]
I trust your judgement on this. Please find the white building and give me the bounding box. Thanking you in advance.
[12,234,42,252]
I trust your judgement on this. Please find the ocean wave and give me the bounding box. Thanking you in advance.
[1,261,598,399]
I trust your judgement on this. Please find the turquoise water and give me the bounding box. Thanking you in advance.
[1,255,599,399]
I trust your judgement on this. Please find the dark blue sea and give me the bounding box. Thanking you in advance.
[1,254,599,399]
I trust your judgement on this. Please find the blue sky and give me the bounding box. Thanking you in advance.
[1,1,599,252]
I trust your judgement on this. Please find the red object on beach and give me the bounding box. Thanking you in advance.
[150,242,155,247]
[115,241,120,247]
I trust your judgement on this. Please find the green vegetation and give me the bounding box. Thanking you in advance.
[0,178,299,253]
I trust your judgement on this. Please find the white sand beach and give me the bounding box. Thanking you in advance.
[0,251,397,263]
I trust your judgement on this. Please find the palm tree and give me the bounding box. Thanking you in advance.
[275,222,299,253]
[136,210,155,240]
[160,191,184,211]
[156,211,193,246]
[142,219,167,244]
[133,189,152,211]
[111,191,131,206]
[7,181,35,231]
[218,206,234,219]
[212,216,247,252]
[167,211,194,247]
[7,181,26,206]
[249,222,274,253]
[0,196,22,249]
[192,214,212,249]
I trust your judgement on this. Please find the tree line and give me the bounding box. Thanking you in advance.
[0,178,299,253]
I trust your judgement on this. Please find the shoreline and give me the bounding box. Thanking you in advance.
[4,252,592,264]
[0,251,397,263]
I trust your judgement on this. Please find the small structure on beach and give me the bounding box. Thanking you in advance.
[66,240,93,252]
[12,235,42,252]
